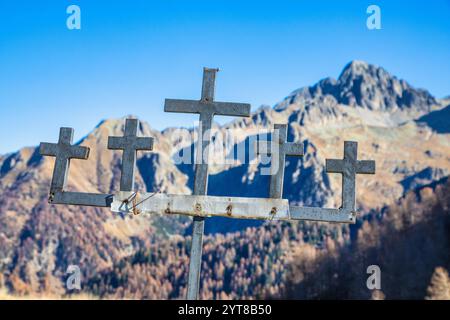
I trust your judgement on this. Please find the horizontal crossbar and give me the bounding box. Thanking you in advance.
[110,192,356,223]
[289,206,355,224]
[50,191,113,207]
[111,192,290,220]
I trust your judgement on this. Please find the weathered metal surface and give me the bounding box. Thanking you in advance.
[326,141,376,211]
[39,127,90,193]
[164,68,251,300]
[111,192,290,220]
[164,99,250,117]
[111,192,358,223]
[256,124,304,199]
[289,206,355,224]
[51,191,113,207]
[108,119,153,191]
[40,127,113,207]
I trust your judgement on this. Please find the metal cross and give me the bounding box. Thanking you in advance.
[289,141,375,223]
[164,68,251,300]
[39,127,90,192]
[256,124,304,199]
[326,141,375,211]
[108,118,154,192]
[39,119,154,207]
[40,127,111,207]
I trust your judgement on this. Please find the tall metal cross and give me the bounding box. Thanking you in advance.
[108,118,154,192]
[326,141,375,211]
[256,130,376,224]
[39,127,90,193]
[256,124,304,199]
[164,68,251,300]
[287,140,376,223]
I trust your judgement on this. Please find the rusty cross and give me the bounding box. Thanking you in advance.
[326,141,375,211]
[286,141,376,223]
[108,118,154,192]
[39,127,90,193]
[256,124,304,199]
[38,120,154,208]
[164,68,251,300]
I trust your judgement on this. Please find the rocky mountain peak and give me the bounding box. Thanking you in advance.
[335,60,437,112]
[338,60,375,79]
[275,61,439,123]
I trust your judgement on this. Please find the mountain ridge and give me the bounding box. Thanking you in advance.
[0,60,449,296]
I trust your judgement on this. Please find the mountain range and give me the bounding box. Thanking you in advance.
[0,60,449,298]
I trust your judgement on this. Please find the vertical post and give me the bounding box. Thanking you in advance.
[326,141,376,212]
[187,68,217,300]
[165,68,250,299]
[269,124,287,199]
[256,124,304,199]
[108,118,154,192]
[342,141,357,210]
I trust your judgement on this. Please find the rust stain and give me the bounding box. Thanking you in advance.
[226,204,233,216]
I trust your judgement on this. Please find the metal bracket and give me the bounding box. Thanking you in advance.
[50,191,113,207]
[111,191,290,220]
[110,193,357,223]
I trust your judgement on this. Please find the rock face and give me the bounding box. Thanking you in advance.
[275,61,438,123]
[416,104,450,134]
[0,60,449,295]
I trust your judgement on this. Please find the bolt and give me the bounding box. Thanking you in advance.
[226,204,233,216]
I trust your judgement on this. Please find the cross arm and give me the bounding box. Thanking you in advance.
[357,160,376,174]
[70,145,90,159]
[164,99,203,114]
[51,191,113,207]
[39,142,59,156]
[164,99,250,118]
[284,142,304,156]
[325,159,344,173]
[107,136,153,150]
[107,136,125,149]
[39,142,89,160]
[135,137,154,150]
[212,102,251,117]
[289,206,355,223]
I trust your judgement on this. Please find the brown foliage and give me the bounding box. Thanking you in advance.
[426,267,450,300]
[284,179,450,299]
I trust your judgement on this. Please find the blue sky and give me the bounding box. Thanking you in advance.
[0,0,449,154]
